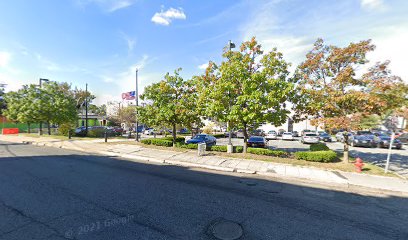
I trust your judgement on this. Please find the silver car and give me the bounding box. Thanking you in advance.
[301,133,320,144]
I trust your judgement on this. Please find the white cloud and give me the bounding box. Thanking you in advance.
[120,32,136,53]
[198,63,208,70]
[76,0,134,12]
[151,7,186,26]
[0,51,11,68]
[360,0,385,10]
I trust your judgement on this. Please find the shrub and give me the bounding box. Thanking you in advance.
[162,136,185,143]
[247,148,287,157]
[176,143,198,149]
[202,126,213,134]
[140,139,152,145]
[87,128,106,138]
[234,146,243,153]
[310,143,330,151]
[140,138,173,147]
[294,150,337,162]
[209,145,227,152]
[57,123,74,136]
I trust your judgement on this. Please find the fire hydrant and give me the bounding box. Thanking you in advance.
[354,157,364,173]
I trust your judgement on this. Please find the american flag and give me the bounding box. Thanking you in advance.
[121,91,136,100]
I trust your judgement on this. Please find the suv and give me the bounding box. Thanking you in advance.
[301,133,320,144]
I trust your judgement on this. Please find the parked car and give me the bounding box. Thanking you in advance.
[373,134,402,149]
[186,134,216,146]
[356,130,372,136]
[247,136,267,148]
[265,130,277,140]
[277,129,285,137]
[301,129,314,136]
[224,131,237,138]
[236,130,244,138]
[319,132,332,142]
[177,128,190,134]
[335,132,353,142]
[282,132,294,141]
[144,128,155,135]
[396,133,408,144]
[301,133,320,144]
[252,129,265,136]
[292,131,299,137]
[348,134,375,148]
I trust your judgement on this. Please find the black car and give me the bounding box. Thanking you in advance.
[348,134,374,147]
[186,134,216,146]
[373,135,402,149]
[396,133,408,144]
[292,131,299,137]
[247,136,267,148]
[319,132,332,142]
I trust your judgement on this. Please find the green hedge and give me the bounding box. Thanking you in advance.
[207,145,243,153]
[294,150,337,162]
[247,148,287,157]
[141,138,173,147]
[310,143,330,151]
[162,136,185,143]
[176,143,198,149]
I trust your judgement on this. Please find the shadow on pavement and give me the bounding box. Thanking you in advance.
[0,143,408,240]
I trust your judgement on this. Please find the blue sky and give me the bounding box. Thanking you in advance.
[0,0,407,104]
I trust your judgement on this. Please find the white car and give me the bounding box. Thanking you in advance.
[144,128,155,135]
[282,132,294,141]
[301,133,320,144]
[266,130,277,140]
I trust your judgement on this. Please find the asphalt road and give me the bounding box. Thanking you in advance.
[1,141,408,240]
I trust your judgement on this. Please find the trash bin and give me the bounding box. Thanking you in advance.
[198,142,206,156]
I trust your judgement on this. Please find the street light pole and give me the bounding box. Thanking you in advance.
[38,78,49,135]
[135,68,139,141]
[85,83,88,137]
[227,40,235,153]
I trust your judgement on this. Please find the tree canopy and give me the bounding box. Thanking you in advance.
[196,37,293,152]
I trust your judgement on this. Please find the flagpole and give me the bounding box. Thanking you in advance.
[135,68,139,141]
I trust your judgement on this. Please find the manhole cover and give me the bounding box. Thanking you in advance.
[211,220,243,240]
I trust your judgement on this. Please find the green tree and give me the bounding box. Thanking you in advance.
[0,84,6,115]
[292,39,408,162]
[138,68,201,146]
[196,37,292,153]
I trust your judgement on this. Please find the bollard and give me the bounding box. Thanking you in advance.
[198,142,206,156]
[104,130,108,142]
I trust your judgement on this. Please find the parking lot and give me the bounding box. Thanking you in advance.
[139,134,408,178]
[217,136,408,178]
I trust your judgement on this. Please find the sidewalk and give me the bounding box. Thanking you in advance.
[2,134,408,194]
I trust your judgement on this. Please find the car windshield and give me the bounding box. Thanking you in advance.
[305,133,317,136]
[194,135,207,139]
[249,137,263,141]
[320,133,329,136]
[379,136,391,140]
[268,131,276,134]
[283,132,292,135]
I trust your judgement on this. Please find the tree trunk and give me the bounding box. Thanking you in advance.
[172,124,177,147]
[343,132,349,163]
[47,121,51,135]
[27,123,31,134]
[243,122,248,153]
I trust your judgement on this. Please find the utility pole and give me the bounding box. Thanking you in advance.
[135,68,139,141]
[85,83,88,137]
